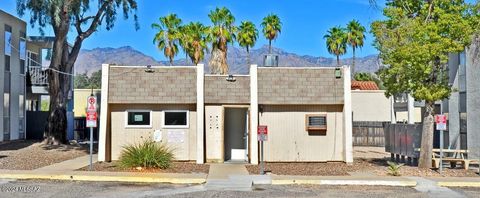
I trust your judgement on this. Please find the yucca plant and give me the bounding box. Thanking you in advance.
[386,161,404,176]
[119,140,174,169]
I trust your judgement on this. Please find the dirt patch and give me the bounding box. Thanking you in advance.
[247,159,378,176]
[353,146,390,159]
[246,158,478,177]
[77,161,210,174]
[0,140,89,170]
[370,159,479,177]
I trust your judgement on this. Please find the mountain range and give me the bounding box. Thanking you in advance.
[74,45,382,75]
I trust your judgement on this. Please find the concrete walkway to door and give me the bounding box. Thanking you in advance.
[206,164,253,191]
[207,164,249,180]
[34,154,98,172]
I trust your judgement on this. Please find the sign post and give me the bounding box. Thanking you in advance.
[257,125,268,175]
[86,94,97,170]
[435,113,446,173]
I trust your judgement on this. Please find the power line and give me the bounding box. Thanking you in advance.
[8,42,141,77]
[9,42,76,76]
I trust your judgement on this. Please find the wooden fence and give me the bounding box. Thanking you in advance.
[352,121,387,147]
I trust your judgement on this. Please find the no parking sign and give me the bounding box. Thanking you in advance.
[257,125,268,141]
[435,114,447,131]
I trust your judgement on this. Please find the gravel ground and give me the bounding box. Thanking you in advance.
[353,146,390,159]
[0,140,89,170]
[246,159,377,176]
[246,146,479,177]
[78,161,210,174]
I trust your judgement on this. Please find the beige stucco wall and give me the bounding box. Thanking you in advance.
[109,104,197,161]
[259,105,345,162]
[74,89,101,117]
[352,90,391,122]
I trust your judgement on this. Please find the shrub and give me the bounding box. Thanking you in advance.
[119,140,174,169]
[386,161,404,176]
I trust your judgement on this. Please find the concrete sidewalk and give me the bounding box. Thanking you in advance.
[34,154,98,172]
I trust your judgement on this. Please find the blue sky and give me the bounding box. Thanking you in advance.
[0,0,385,61]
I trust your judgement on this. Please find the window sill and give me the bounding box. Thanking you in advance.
[162,126,189,129]
[124,125,152,129]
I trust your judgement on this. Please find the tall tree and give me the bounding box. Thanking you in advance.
[16,0,138,144]
[261,14,282,54]
[183,22,209,65]
[74,72,90,89]
[74,70,102,89]
[346,20,366,75]
[324,26,347,66]
[237,21,258,65]
[207,7,236,74]
[371,0,477,168]
[353,72,373,81]
[152,14,182,66]
[178,25,191,65]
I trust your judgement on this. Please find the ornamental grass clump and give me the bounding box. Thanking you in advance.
[386,161,404,176]
[119,140,174,169]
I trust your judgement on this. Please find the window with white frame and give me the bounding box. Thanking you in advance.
[125,110,152,127]
[163,110,189,128]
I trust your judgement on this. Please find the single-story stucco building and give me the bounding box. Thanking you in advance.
[98,64,353,164]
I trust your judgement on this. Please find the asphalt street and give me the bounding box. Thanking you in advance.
[1,179,479,198]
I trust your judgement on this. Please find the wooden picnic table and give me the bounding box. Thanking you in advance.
[415,148,474,170]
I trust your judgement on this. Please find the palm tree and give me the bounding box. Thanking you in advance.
[237,21,258,65]
[207,7,236,74]
[183,22,209,65]
[178,25,191,65]
[346,20,366,74]
[261,14,282,54]
[152,14,182,66]
[324,26,347,66]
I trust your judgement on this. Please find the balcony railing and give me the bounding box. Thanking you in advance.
[29,66,48,86]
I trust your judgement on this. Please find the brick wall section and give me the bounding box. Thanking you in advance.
[108,67,196,104]
[257,67,344,104]
[204,75,250,104]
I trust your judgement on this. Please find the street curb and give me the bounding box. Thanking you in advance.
[272,179,417,187]
[0,173,206,184]
[437,182,480,188]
